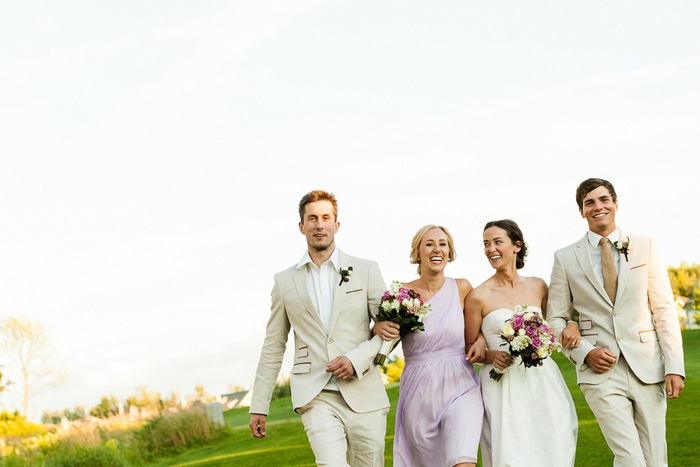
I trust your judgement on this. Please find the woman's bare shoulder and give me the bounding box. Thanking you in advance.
[523,276,548,291]
[455,277,473,293]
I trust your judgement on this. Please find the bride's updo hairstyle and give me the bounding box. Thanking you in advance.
[410,225,456,274]
[484,219,528,269]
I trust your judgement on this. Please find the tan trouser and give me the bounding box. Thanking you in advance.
[298,390,388,467]
[580,355,667,467]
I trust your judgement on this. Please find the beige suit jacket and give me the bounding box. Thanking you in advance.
[547,231,684,385]
[249,250,389,415]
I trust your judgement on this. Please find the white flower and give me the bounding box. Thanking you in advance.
[389,281,401,295]
[523,311,534,321]
[518,329,526,336]
[502,324,515,338]
[536,346,548,359]
[514,305,524,313]
[511,335,531,351]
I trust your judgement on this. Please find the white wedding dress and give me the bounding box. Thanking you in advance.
[480,307,578,467]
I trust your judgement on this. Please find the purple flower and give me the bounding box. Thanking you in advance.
[512,314,524,330]
[525,325,537,338]
[532,337,542,349]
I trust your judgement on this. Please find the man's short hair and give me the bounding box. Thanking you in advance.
[298,190,338,222]
[576,178,617,210]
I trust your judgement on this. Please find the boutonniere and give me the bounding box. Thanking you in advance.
[614,237,631,262]
[338,266,353,286]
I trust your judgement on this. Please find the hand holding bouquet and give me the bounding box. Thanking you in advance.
[490,304,561,381]
[373,281,432,365]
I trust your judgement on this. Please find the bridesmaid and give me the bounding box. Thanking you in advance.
[374,225,485,467]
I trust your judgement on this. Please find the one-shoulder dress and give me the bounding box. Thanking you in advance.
[394,278,483,467]
[480,307,578,467]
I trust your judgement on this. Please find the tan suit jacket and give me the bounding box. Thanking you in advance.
[547,231,684,385]
[249,250,389,414]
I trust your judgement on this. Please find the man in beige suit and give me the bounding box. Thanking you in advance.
[249,190,389,467]
[547,178,684,466]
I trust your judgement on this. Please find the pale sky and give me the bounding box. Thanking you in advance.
[1,1,699,420]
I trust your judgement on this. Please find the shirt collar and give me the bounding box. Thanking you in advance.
[587,228,620,248]
[296,247,340,270]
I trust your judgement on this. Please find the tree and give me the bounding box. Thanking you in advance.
[0,316,65,417]
[90,395,120,418]
[0,367,11,395]
[668,263,700,310]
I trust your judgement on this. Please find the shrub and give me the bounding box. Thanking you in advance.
[381,357,404,383]
[43,440,129,467]
[0,411,47,437]
[272,377,291,400]
[137,408,228,459]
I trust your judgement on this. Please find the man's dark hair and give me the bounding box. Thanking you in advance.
[576,178,617,210]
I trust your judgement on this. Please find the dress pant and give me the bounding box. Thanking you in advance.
[580,355,667,467]
[298,390,388,467]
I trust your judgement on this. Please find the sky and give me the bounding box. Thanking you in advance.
[1,1,699,420]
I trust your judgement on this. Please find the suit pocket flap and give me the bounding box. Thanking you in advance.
[295,346,308,359]
[639,330,658,343]
[579,319,592,331]
[291,363,311,374]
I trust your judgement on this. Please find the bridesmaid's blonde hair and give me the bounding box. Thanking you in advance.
[409,225,456,275]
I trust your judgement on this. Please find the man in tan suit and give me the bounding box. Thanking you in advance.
[249,190,389,467]
[548,178,684,466]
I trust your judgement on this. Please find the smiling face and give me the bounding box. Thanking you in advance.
[299,200,339,253]
[418,228,451,274]
[580,185,618,236]
[483,226,521,270]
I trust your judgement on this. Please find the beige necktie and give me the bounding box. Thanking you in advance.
[599,237,617,304]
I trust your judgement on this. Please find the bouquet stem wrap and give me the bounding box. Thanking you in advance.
[374,336,400,365]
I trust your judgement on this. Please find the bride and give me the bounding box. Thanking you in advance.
[464,219,578,467]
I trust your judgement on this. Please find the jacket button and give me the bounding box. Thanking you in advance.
[617,337,622,341]
[328,338,333,344]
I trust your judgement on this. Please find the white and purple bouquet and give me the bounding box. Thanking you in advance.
[490,304,561,381]
[373,281,432,365]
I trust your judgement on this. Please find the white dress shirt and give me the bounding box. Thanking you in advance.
[587,228,621,288]
[297,247,339,332]
[297,247,340,390]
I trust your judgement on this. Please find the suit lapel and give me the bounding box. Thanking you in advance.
[573,234,614,307]
[292,266,326,331]
[614,230,631,302]
[328,250,349,334]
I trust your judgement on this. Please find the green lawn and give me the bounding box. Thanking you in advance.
[150,330,700,466]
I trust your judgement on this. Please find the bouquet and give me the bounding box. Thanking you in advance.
[373,281,432,365]
[489,304,561,381]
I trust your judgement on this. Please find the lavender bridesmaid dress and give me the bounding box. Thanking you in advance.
[394,278,483,467]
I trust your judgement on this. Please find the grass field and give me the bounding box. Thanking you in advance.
[150,330,700,466]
